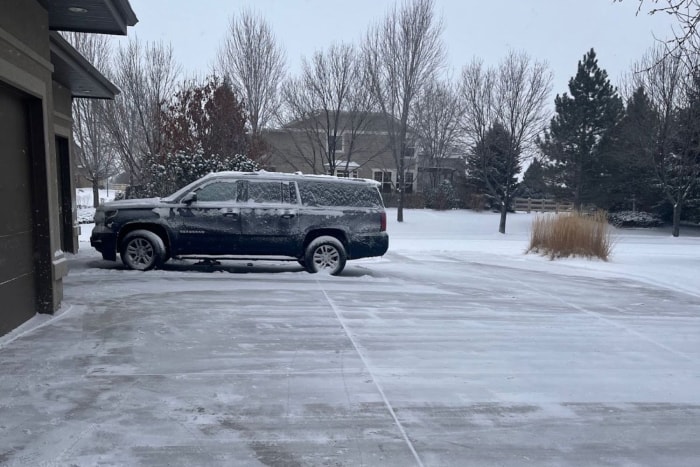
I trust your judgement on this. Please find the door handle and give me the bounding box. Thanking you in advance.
[223,212,239,218]
[281,213,295,219]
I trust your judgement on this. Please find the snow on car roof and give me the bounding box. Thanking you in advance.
[202,170,381,186]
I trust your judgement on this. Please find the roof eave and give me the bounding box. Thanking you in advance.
[49,32,120,99]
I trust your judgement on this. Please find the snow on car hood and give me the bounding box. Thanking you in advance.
[100,197,167,209]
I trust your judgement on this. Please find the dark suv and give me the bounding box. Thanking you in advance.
[91,171,389,275]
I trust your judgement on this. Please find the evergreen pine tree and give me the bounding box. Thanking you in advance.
[539,48,624,210]
[520,158,549,198]
[599,86,660,212]
[466,121,521,232]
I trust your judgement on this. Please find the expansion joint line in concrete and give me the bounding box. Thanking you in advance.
[316,280,424,467]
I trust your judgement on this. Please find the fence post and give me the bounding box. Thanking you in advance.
[527,198,531,214]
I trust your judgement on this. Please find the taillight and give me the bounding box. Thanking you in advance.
[380,211,387,232]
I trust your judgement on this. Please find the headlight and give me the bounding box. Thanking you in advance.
[94,210,105,224]
[93,210,117,225]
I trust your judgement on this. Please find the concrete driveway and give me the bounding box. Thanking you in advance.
[1,248,699,466]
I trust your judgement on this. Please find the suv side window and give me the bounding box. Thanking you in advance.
[246,181,283,204]
[195,180,238,202]
[243,180,298,205]
[298,181,383,208]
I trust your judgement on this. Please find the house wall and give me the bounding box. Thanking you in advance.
[0,0,72,334]
[263,129,418,191]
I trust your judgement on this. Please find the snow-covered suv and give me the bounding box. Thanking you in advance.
[90,171,389,275]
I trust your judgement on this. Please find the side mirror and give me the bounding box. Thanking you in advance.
[181,192,197,205]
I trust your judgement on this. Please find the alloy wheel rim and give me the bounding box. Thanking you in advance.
[126,238,154,266]
[313,245,339,270]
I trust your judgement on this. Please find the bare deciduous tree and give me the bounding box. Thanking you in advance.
[216,9,286,136]
[462,51,552,233]
[618,0,700,58]
[277,43,377,175]
[63,32,118,207]
[412,79,466,189]
[630,45,700,236]
[103,38,180,188]
[363,0,445,222]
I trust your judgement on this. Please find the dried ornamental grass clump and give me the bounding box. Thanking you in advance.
[528,211,613,261]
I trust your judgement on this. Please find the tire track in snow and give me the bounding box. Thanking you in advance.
[315,279,424,467]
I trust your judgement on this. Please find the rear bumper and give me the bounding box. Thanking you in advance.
[348,232,389,259]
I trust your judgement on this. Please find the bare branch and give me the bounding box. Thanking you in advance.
[216,9,286,135]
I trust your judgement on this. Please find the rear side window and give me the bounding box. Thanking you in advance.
[243,180,297,205]
[298,181,383,208]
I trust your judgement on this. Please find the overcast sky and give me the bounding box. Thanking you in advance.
[121,0,676,99]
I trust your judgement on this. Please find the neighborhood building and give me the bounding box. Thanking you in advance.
[262,111,467,201]
[0,0,137,335]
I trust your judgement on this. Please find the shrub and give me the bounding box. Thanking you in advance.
[607,211,663,228]
[425,180,460,210]
[126,150,259,198]
[528,211,613,261]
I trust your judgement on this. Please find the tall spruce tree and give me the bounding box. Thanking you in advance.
[599,86,660,211]
[520,158,549,198]
[539,49,624,210]
[467,121,521,232]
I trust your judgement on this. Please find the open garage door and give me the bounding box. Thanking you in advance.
[0,83,37,335]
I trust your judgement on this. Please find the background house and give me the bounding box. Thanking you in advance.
[0,0,137,335]
[262,111,419,195]
[263,111,469,206]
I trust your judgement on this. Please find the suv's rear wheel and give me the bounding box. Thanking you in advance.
[304,236,347,275]
[120,230,166,271]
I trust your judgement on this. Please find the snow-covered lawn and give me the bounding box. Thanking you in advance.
[76,187,121,223]
[382,208,700,297]
[1,208,699,465]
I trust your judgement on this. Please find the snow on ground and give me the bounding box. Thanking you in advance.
[5,207,697,349]
[381,208,700,298]
[2,208,700,465]
[74,204,700,297]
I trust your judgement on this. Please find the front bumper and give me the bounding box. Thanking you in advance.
[90,225,118,261]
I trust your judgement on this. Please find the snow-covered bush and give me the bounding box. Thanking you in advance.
[127,150,259,198]
[607,211,663,228]
[425,180,460,210]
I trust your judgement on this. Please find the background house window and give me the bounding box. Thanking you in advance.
[336,169,358,178]
[373,171,393,193]
[405,145,416,159]
[404,171,415,194]
[327,134,344,153]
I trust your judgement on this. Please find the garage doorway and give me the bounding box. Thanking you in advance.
[56,136,76,253]
[0,81,52,334]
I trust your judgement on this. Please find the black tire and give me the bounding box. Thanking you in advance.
[304,236,347,275]
[120,230,166,271]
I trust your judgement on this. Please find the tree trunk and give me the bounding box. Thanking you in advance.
[92,179,101,208]
[498,202,507,234]
[672,202,682,237]
[397,155,405,223]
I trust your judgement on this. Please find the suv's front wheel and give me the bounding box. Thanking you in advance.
[120,230,166,271]
[304,236,347,275]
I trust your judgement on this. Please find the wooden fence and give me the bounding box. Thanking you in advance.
[513,197,573,213]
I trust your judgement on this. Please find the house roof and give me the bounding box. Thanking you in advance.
[282,111,401,134]
[50,32,120,99]
[42,0,138,35]
[40,0,138,99]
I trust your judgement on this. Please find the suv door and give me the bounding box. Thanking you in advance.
[238,180,301,255]
[174,179,241,255]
